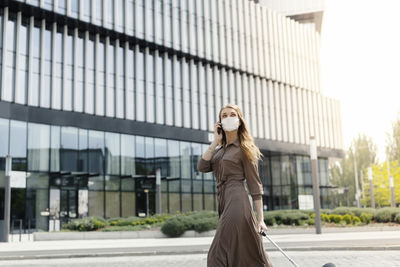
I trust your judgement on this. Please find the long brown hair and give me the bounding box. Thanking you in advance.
[218,104,263,165]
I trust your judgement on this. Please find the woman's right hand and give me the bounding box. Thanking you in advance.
[213,122,223,144]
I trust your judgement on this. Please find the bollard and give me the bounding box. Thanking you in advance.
[28,219,31,241]
[19,220,22,242]
[11,220,14,242]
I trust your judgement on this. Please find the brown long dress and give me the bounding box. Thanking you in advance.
[197,138,273,267]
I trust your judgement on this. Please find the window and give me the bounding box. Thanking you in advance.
[86,36,95,114]
[213,67,221,112]
[3,19,16,102]
[27,123,50,171]
[41,27,51,108]
[145,137,155,175]
[206,65,215,131]
[145,51,155,123]
[83,0,91,22]
[165,55,173,125]
[220,68,228,106]
[70,0,79,18]
[126,47,135,120]
[10,120,27,171]
[106,40,115,117]
[136,0,144,38]
[116,46,125,118]
[136,48,145,121]
[115,0,124,32]
[191,62,199,129]
[155,0,163,44]
[75,33,84,112]
[43,0,53,10]
[61,127,78,172]
[16,21,29,104]
[0,119,9,170]
[127,0,134,35]
[96,39,105,115]
[182,59,191,128]
[57,0,66,15]
[116,45,125,118]
[88,130,105,174]
[145,0,154,41]
[155,53,164,124]
[29,25,40,106]
[172,0,180,48]
[64,33,73,111]
[181,0,189,52]
[164,0,172,47]
[121,134,135,175]
[189,0,197,54]
[167,139,180,178]
[199,64,207,130]
[105,132,120,175]
[52,29,62,110]
[154,138,168,177]
[93,0,103,26]
[180,141,191,179]
[173,57,182,127]
[105,0,114,29]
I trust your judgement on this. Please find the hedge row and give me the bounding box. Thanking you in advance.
[62,213,173,232]
[263,207,400,226]
[160,210,218,237]
[62,207,400,236]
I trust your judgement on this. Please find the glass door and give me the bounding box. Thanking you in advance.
[60,189,77,224]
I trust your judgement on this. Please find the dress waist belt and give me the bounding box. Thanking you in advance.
[216,175,245,218]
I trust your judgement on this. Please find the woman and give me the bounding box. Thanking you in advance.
[197,104,274,267]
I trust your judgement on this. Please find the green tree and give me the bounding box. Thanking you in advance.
[330,133,377,207]
[386,112,400,162]
[362,161,400,207]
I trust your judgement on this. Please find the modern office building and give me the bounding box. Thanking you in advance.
[0,0,343,231]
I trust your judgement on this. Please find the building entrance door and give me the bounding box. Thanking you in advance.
[49,174,89,229]
[135,177,155,217]
[60,189,77,224]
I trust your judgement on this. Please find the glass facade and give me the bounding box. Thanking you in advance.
[0,1,342,231]
[0,2,342,149]
[0,117,332,230]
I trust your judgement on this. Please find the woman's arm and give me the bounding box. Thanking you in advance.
[253,198,264,223]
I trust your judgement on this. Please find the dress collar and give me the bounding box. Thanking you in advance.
[225,138,240,148]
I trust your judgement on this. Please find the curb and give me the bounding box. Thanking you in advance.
[1,246,400,261]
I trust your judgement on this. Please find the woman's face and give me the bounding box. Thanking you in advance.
[220,108,240,126]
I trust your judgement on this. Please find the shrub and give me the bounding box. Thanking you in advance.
[360,213,373,224]
[62,217,106,231]
[395,213,400,224]
[160,211,219,237]
[342,214,352,224]
[263,210,310,226]
[302,218,315,226]
[161,216,186,237]
[328,214,344,224]
[374,209,393,222]
[321,213,330,223]
[264,214,276,226]
[352,216,361,224]
[193,217,218,233]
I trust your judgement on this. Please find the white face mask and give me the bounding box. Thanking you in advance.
[221,117,240,132]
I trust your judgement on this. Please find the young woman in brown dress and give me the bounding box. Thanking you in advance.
[197,104,274,267]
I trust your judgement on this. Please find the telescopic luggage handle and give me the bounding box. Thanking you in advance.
[259,229,300,267]
[260,230,336,267]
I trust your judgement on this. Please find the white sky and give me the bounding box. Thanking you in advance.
[320,0,400,161]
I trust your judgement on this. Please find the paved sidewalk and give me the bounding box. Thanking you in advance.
[0,230,399,260]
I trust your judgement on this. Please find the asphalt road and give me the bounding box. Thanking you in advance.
[1,251,400,267]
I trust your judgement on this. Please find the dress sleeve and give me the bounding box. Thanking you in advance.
[197,149,216,173]
[242,155,264,200]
